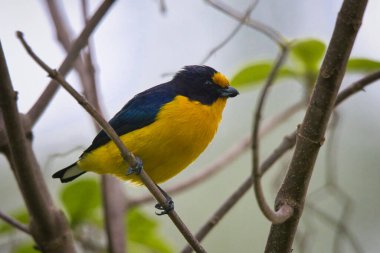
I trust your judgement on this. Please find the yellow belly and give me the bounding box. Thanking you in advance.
[78,95,227,185]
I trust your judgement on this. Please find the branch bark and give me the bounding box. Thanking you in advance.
[251,47,294,224]
[44,2,127,252]
[0,41,76,253]
[265,1,368,252]
[27,0,115,126]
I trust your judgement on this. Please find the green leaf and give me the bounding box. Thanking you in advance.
[347,58,380,72]
[231,61,297,88]
[60,178,101,226]
[12,241,38,253]
[127,208,173,253]
[290,38,326,73]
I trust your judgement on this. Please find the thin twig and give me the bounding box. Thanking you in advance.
[182,68,379,251]
[17,32,206,253]
[27,0,115,126]
[335,70,380,106]
[204,0,287,47]
[129,100,304,207]
[45,0,102,114]
[200,0,259,64]
[306,203,364,253]
[251,46,294,224]
[0,210,30,235]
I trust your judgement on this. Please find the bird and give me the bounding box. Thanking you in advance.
[53,65,238,213]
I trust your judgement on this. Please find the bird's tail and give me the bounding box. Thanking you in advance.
[52,163,86,183]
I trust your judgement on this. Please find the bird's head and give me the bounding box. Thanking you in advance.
[173,65,239,105]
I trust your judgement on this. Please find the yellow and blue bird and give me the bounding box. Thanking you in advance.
[53,65,238,210]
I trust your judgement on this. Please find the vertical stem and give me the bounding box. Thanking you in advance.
[0,41,76,253]
[264,1,368,252]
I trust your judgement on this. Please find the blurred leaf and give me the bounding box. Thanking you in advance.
[60,178,101,226]
[291,38,326,73]
[126,208,173,253]
[0,209,29,234]
[231,61,297,88]
[347,58,380,72]
[12,241,38,253]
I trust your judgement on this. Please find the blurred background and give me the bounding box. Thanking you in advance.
[0,0,379,252]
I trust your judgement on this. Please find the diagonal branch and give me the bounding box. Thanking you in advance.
[27,0,115,126]
[204,0,287,47]
[200,0,259,64]
[17,32,206,253]
[45,2,127,252]
[0,210,30,235]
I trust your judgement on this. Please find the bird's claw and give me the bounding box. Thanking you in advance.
[155,199,174,216]
[126,156,143,175]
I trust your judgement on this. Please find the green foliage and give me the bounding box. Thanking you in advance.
[12,242,38,253]
[59,179,173,252]
[290,39,326,74]
[231,61,296,88]
[347,58,380,72]
[231,38,326,89]
[60,178,101,226]
[231,38,380,91]
[127,208,173,253]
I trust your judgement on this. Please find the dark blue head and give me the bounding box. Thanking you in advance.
[173,65,239,105]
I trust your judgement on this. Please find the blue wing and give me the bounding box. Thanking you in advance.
[83,82,176,154]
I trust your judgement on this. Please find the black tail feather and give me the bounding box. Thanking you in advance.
[52,163,86,183]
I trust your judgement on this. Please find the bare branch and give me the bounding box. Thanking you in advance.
[204,0,287,47]
[200,0,259,64]
[0,210,30,235]
[27,0,115,126]
[335,70,380,106]
[265,1,368,252]
[251,46,294,224]
[17,32,206,253]
[0,41,76,252]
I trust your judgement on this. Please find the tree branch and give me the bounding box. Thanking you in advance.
[251,47,294,224]
[200,0,259,64]
[204,0,287,47]
[0,210,30,235]
[265,1,368,252]
[0,41,76,253]
[27,0,115,126]
[17,32,206,253]
[44,2,128,252]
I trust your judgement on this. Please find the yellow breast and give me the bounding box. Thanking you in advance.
[78,95,227,185]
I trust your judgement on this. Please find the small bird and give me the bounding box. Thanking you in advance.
[53,65,238,212]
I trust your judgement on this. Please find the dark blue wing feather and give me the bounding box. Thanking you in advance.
[83,82,176,154]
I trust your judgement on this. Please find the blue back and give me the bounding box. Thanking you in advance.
[83,82,176,154]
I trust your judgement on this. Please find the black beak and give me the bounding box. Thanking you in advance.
[219,86,239,98]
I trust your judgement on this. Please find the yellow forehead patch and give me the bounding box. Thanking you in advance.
[212,72,230,88]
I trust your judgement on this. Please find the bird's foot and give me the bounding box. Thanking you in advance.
[154,184,175,215]
[155,198,174,216]
[126,156,143,175]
